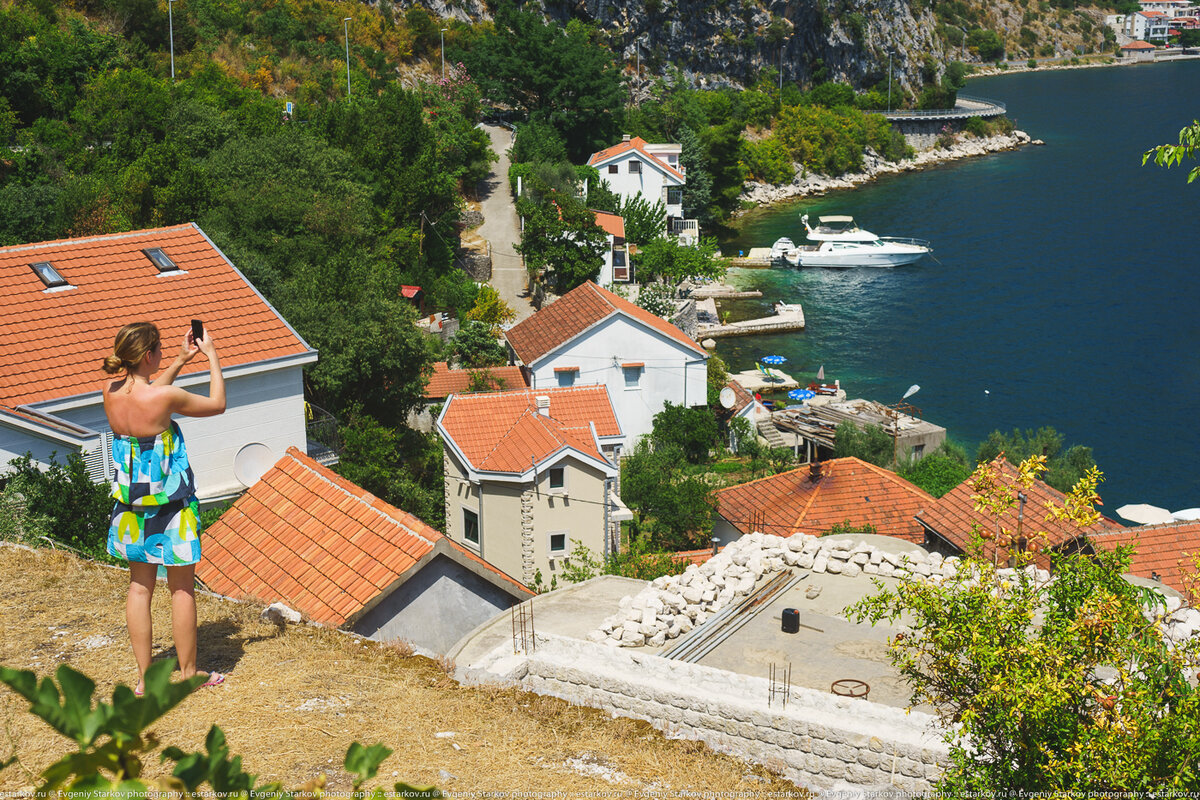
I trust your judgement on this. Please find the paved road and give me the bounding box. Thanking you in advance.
[477,124,536,323]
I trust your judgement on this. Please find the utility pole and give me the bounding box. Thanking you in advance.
[168,0,176,81]
[887,51,893,111]
[343,18,352,98]
[440,28,448,81]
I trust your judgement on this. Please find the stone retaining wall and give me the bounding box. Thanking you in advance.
[500,636,950,792]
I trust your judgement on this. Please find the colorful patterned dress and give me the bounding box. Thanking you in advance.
[107,420,202,565]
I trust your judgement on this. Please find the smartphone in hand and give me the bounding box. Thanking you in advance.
[191,319,204,344]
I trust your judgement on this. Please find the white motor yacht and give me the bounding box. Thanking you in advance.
[784,214,931,267]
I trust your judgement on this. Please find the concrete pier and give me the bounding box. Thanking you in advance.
[696,304,805,339]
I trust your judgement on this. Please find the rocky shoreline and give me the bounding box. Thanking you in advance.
[738,130,1043,209]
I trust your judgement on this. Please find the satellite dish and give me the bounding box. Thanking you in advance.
[902,384,921,400]
[234,442,276,487]
[719,386,737,409]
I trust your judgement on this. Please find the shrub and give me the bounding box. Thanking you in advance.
[1027,58,1038,69]
[4,452,111,560]
[740,136,795,184]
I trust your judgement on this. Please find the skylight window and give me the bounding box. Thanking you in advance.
[30,261,68,288]
[142,247,179,273]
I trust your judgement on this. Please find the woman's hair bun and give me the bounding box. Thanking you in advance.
[102,354,126,374]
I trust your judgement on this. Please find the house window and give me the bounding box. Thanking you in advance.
[628,160,642,174]
[142,248,179,273]
[548,467,565,490]
[555,368,577,387]
[612,249,626,268]
[30,262,68,289]
[549,531,567,553]
[608,164,619,174]
[622,363,643,389]
[463,508,480,545]
[666,187,683,206]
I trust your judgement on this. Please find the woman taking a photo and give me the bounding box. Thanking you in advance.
[102,322,226,695]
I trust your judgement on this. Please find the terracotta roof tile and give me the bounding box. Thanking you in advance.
[586,136,685,182]
[197,448,530,628]
[424,362,528,399]
[438,385,620,474]
[0,224,312,406]
[716,457,935,544]
[505,281,705,365]
[916,458,1121,558]
[592,210,625,239]
[1088,521,1200,596]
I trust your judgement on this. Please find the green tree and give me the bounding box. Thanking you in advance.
[1144,120,1200,184]
[516,176,606,292]
[650,402,718,465]
[636,236,727,284]
[976,426,1097,494]
[832,420,894,467]
[967,28,1006,61]
[463,285,516,335]
[510,119,568,165]
[615,194,667,245]
[336,413,446,529]
[449,319,508,368]
[851,457,1200,794]
[898,441,973,497]
[678,125,717,225]
[461,3,624,160]
[706,353,730,407]
[620,440,718,551]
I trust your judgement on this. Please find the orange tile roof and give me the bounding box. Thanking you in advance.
[197,447,531,627]
[587,136,685,182]
[505,281,706,365]
[592,210,626,239]
[0,224,312,406]
[916,458,1121,558]
[1123,39,1157,48]
[1088,521,1200,596]
[424,362,528,399]
[716,457,935,544]
[438,385,620,474]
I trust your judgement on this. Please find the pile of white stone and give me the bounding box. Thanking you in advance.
[592,532,958,648]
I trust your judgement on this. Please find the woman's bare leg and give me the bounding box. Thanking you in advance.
[166,564,204,681]
[127,563,157,693]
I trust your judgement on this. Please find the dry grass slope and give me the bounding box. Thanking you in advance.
[0,545,808,796]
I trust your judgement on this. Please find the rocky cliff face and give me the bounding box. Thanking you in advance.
[570,0,944,92]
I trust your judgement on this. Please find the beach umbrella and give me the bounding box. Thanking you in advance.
[761,355,787,366]
[1171,508,1200,521]
[817,365,825,380]
[788,388,815,402]
[1115,503,1175,525]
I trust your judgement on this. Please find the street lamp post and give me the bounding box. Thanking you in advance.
[168,0,176,81]
[440,28,448,81]
[887,50,893,111]
[779,38,788,91]
[343,17,352,98]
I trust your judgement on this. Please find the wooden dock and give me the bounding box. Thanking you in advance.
[689,285,763,299]
[696,305,805,339]
[727,247,777,268]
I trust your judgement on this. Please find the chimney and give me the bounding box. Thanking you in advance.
[535,395,551,416]
[809,460,823,482]
[622,134,631,142]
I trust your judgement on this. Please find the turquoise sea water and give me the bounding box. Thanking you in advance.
[718,61,1200,512]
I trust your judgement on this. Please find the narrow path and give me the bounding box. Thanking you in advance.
[477,124,536,323]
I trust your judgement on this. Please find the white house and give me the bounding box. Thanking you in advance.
[0,223,319,505]
[593,210,631,284]
[504,281,708,445]
[436,385,630,585]
[1127,10,1171,39]
[587,136,698,244]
